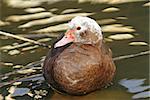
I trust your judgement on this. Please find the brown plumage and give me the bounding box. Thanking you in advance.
[43,16,116,95]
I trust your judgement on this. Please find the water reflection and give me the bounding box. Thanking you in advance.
[119,79,150,99]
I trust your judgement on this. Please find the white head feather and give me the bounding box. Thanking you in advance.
[68,16,103,40]
[54,16,103,48]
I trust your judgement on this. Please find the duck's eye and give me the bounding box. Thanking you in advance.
[76,26,81,30]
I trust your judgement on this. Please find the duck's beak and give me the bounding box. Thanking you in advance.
[54,30,75,48]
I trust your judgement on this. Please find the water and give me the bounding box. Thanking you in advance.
[0,0,149,100]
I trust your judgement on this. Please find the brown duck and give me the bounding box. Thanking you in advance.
[43,16,116,95]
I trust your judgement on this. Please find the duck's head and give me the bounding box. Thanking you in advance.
[54,16,103,48]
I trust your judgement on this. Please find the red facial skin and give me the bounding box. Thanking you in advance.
[54,29,76,48]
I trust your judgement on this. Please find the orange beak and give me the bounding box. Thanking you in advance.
[54,30,75,48]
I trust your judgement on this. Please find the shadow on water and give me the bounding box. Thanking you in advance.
[0,0,149,100]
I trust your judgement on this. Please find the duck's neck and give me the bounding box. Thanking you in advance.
[94,40,103,47]
[73,40,102,49]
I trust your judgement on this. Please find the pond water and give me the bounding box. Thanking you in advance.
[0,0,149,100]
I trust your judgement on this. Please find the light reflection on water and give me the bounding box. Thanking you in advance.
[0,0,149,100]
[119,79,150,99]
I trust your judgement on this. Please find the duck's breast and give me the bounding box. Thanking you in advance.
[52,43,114,94]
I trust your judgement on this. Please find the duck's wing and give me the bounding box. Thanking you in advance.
[101,40,113,57]
[99,40,116,86]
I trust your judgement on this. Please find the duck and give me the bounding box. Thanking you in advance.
[43,16,116,95]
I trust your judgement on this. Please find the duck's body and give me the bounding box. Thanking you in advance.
[43,16,116,95]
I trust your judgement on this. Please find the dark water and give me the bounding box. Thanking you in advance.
[0,0,149,100]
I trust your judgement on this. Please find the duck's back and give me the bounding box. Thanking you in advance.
[43,42,115,95]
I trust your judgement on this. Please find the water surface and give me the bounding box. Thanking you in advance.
[0,0,149,100]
